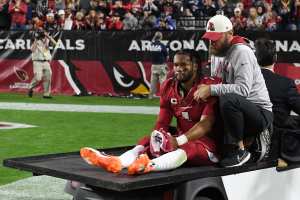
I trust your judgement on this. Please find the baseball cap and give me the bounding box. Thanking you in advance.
[58,9,65,15]
[202,15,233,41]
[46,12,54,17]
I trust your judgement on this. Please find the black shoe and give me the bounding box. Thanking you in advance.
[28,89,33,97]
[43,95,53,99]
[251,129,272,162]
[220,148,251,168]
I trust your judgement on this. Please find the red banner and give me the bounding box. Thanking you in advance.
[0,59,174,96]
[275,63,300,92]
[0,31,299,95]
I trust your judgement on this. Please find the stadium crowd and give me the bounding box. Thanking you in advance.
[0,0,299,31]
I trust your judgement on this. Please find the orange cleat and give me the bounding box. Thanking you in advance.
[127,154,154,175]
[80,147,122,173]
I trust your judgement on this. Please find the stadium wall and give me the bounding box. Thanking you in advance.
[0,31,299,96]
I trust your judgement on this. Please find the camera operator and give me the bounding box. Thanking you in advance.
[28,29,57,98]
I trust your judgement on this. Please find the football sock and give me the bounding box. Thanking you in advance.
[119,145,144,168]
[150,149,187,171]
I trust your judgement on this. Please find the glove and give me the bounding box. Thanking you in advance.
[150,129,175,157]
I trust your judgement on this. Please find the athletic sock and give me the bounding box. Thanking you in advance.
[119,145,144,168]
[150,149,187,171]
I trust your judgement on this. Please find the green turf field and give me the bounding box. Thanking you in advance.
[0,93,159,186]
[0,93,159,106]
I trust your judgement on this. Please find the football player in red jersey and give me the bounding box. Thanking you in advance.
[80,49,221,175]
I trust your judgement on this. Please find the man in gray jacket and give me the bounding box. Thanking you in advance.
[194,15,273,167]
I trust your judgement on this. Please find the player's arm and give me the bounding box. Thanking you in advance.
[31,39,37,52]
[154,81,173,131]
[185,114,215,141]
[44,32,57,46]
[154,96,173,132]
[175,97,217,147]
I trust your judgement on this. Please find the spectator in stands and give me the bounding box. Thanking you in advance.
[9,0,28,30]
[0,0,10,30]
[276,0,296,30]
[95,14,107,30]
[263,4,280,31]
[198,0,217,17]
[197,15,273,167]
[184,0,200,11]
[161,0,178,18]
[78,0,92,12]
[32,15,44,29]
[123,11,138,30]
[256,5,265,22]
[89,0,98,10]
[65,0,77,13]
[57,9,66,30]
[131,0,143,14]
[110,0,126,17]
[246,7,263,31]
[64,10,74,30]
[187,1,201,17]
[236,2,247,16]
[143,0,159,14]
[55,0,65,10]
[148,31,168,99]
[230,7,246,32]
[25,0,32,30]
[139,10,157,29]
[85,9,97,30]
[172,0,183,19]
[255,38,300,129]
[107,12,124,30]
[72,11,86,30]
[216,0,232,17]
[96,0,109,16]
[242,0,252,11]
[155,14,176,30]
[44,12,58,31]
[294,0,300,30]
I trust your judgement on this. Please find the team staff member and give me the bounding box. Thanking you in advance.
[28,29,57,98]
[148,31,169,99]
[194,15,273,167]
[80,50,220,174]
[255,38,300,129]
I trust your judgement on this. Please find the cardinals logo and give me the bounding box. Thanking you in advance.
[102,60,151,95]
[13,66,29,81]
[208,22,215,31]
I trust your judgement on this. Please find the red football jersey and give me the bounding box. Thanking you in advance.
[154,76,221,135]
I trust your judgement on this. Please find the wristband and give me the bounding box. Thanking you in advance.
[176,134,188,146]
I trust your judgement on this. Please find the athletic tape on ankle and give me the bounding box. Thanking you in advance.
[176,134,188,146]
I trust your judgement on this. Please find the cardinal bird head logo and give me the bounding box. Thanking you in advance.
[110,61,150,95]
[14,66,29,81]
[207,22,215,31]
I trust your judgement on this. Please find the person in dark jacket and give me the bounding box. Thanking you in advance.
[255,38,300,129]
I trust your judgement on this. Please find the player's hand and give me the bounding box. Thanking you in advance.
[169,135,179,150]
[194,84,211,102]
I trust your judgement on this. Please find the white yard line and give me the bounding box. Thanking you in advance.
[0,102,159,115]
